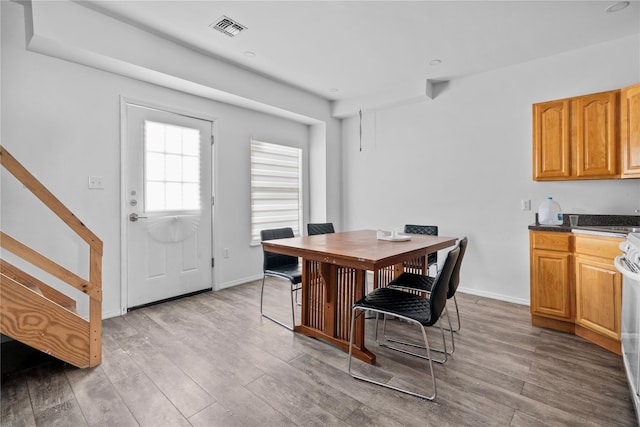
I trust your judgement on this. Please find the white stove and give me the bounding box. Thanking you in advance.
[615,233,640,421]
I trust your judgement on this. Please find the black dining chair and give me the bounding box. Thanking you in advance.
[260,228,302,331]
[303,223,336,306]
[404,224,439,275]
[347,245,460,400]
[307,222,335,236]
[386,237,468,353]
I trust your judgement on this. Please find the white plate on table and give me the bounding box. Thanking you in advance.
[377,233,412,241]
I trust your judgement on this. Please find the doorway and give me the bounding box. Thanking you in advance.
[123,101,214,310]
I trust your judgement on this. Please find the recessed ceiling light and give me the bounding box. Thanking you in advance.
[605,1,630,13]
[429,59,442,66]
[330,88,339,93]
[244,51,256,58]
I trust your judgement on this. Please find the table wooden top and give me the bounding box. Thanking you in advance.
[261,229,457,270]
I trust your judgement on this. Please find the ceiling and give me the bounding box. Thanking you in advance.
[83,1,639,105]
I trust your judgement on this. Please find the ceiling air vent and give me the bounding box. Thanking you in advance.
[210,16,247,37]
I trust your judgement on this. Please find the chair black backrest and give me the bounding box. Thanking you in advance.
[261,228,298,271]
[404,224,438,265]
[448,237,468,299]
[307,222,335,236]
[428,245,460,325]
[404,224,438,236]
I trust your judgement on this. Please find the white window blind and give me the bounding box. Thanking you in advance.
[250,139,302,244]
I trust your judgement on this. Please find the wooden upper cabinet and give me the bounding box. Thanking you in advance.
[533,88,623,181]
[573,91,618,179]
[621,83,640,178]
[533,100,571,180]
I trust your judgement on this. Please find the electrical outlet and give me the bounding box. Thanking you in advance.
[521,199,531,211]
[88,176,104,190]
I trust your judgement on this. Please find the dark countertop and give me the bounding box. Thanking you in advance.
[529,214,640,234]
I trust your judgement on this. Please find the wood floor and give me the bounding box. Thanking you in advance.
[1,278,637,426]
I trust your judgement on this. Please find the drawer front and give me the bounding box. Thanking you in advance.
[531,231,571,252]
[574,235,624,260]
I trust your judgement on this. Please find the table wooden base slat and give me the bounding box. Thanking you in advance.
[303,261,363,344]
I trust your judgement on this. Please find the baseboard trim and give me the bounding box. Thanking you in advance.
[457,286,529,306]
[215,274,263,290]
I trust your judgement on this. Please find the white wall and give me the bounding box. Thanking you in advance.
[0,1,341,318]
[3,0,639,319]
[342,35,640,304]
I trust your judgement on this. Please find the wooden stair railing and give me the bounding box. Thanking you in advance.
[0,145,103,368]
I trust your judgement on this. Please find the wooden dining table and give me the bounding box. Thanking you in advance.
[261,229,457,364]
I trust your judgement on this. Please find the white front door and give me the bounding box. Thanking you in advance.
[125,103,213,309]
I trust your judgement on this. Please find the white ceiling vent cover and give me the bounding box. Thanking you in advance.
[210,16,247,37]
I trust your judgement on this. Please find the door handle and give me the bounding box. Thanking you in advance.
[129,213,148,222]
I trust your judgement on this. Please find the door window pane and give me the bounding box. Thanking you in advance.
[183,157,199,182]
[183,183,200,210]
[145,122,165,152]
[144,121,201,212]
[146,182,165,211]
[165,183,182,211]
[165,126,182,154]
[182,129,200,155]
[146,152,165,181]
[165,154,182,182]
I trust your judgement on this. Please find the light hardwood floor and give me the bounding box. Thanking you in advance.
[1,278,637,426]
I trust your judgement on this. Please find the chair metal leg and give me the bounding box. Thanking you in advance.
[290,282,296,329]
[383,322,455,356]
[375,282,458,354]
[379,311,454,359]
[449,295,461,332]
[260,275,295,331]
[348,307,437,400]
[443,305,455,354]
[260,275,267,314]
[378,316,447,364]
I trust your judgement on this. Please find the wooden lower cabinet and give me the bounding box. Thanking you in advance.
[530,231,574,333]
[530,231,623,354]
[530,231,572,319]
[531,250,572,319]
[574,235,623,354]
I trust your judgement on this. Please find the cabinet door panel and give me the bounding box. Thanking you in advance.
[533,100,571,180]
[575,256,621,339]
[574,91,618,178]
[531,250,572,319]
[622,83,640,178]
